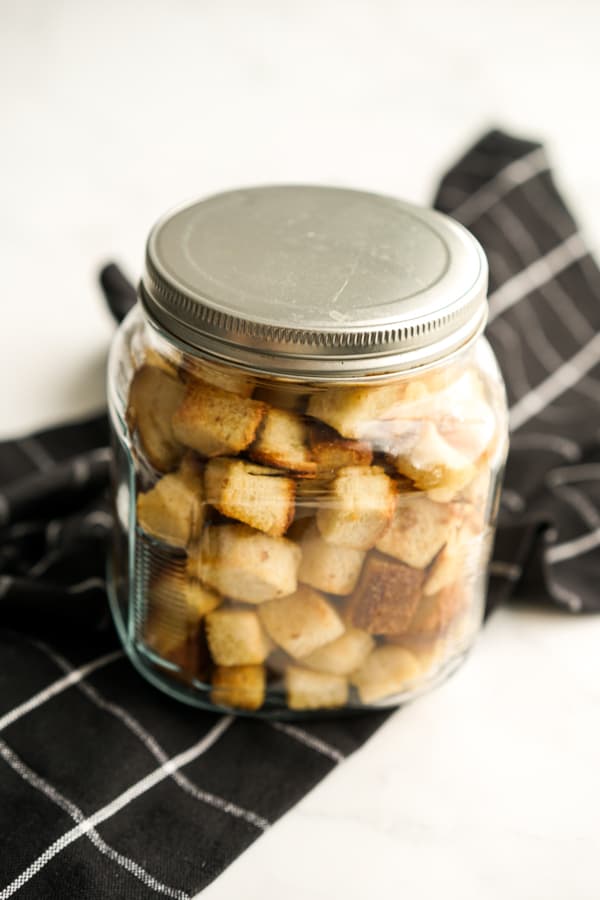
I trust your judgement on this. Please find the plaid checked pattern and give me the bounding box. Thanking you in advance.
[1,130,599,898]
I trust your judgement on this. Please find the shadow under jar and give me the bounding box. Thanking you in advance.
[107,186,508,718]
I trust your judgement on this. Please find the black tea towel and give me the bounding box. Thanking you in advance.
[1,130,600,899]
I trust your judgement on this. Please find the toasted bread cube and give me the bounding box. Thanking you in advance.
[393,422,476,498]
[306,383,405,439]
[205,608,270,665]
[253,385,306,411]
[258,585,344,658]
[249,408,316,474]
[350,645,420,703]
[347,554,424,635]
[211,665,266,710]
[143,628,205,681]
[143,571,218,680]
[151,567,220,619]
[172,382,266,457]
[316,466,396,550]
[127,365,185,472]
[423,521,482,596]
[376,493,455,569]
[298,522,365,595]
[137,455,205,548]
[144,347,180,378]
[146,569,220,641]
[205,458,295,537]
[179,357,254,397]
[302,628,374,676]
[309,422,373,473]
[196,524,301,603]
[405,583,466,638]
[285,666,348,710]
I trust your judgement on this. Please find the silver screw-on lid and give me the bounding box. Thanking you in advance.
[140,185,488,380]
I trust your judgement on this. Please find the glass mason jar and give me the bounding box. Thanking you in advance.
[107,186,508,717]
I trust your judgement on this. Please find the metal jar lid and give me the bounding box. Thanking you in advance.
[140,185,488,380]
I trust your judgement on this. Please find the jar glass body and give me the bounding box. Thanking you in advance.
[107,305,508,717]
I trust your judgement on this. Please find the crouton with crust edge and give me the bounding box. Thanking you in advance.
[205,458,295,537]
[127,365,185,472]
[137,454,205,548]
[172,382,266,457]
[258,585,344,659]
[249,408,316,474]
[317,466,396,550]
[195,524,301,604]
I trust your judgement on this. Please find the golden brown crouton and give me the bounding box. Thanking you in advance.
[423,519,484,597]
[405,583,466,638]
[308,423,373,473]
[205,607,271,665]
[306,383,405,439]
[144,346,180,378]
[347,554,424,635]
[211,665,266,710]
[172,382,266,457]
[285,666,348,710]
[252,385,306,411]
[376,492,456,569]
[392,421,476,499]
[386,633,446,676]
[350,645,420,703]
[204,458,295,537]
[179,357,254,397]
[127,365,185,472]
[298,522,365,595]
[258,585,345,659]
[143,569,218,678]
[249,408,316,474]
[301,628,374,676]
[196,524,301,604]
[137,455,205,548]
[316,466,396,550]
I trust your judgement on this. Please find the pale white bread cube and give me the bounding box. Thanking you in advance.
[306,382,405,439]
[196,524,301,604]
[205,607,271,665]
[285,665,348,710]
[249,408,316,474]
[126,365,185,472]
[301,628,374,676]
[376,492,456,569]
[137,454,205,548]
[316,466,396,550]
[204,458,295,537]
[172,382,266,457]
[451,467,491,531]
[179,357,254,397]
[258,585,345,658]
[298,522,365,595]
[350,645,420,703]
[393,421,476,498]
[347,553,424,635]
[435,370,497,462]
[211,664,266,711]
[371,369,495,462]
[308,423,373,472]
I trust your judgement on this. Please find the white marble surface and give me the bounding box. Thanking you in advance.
[2,2,600,898]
